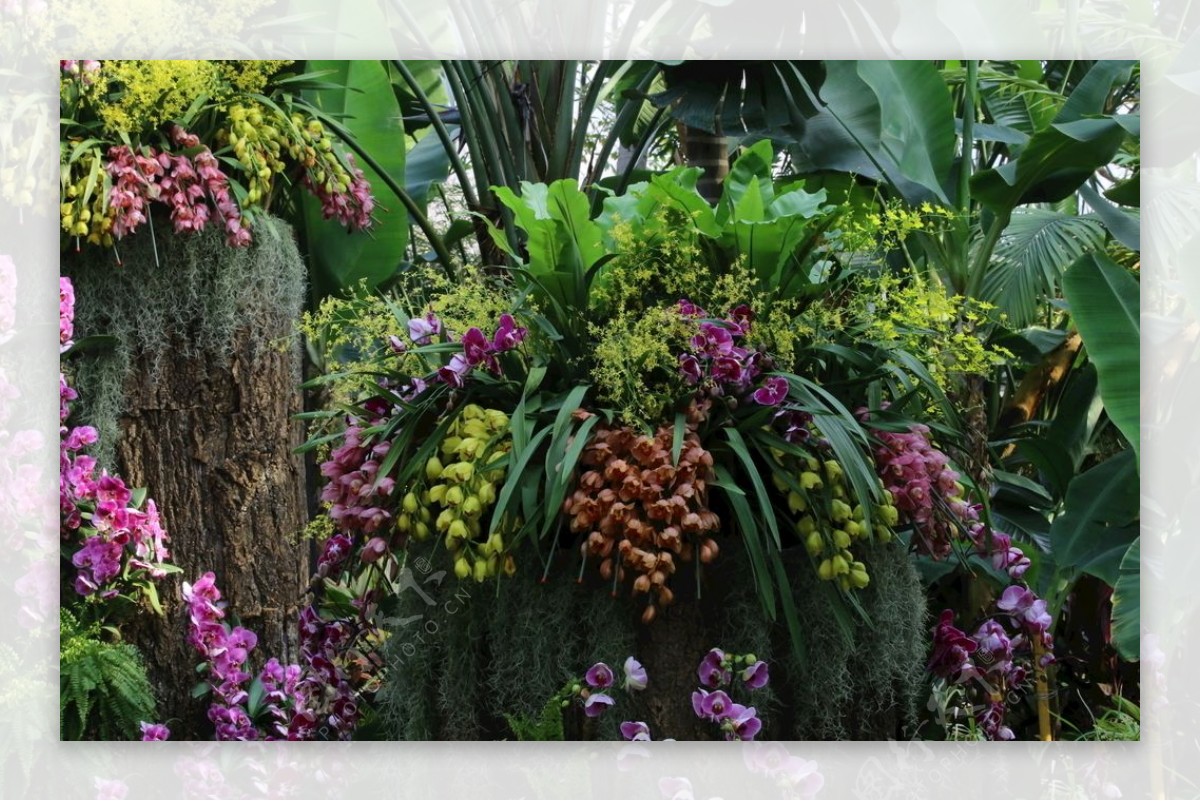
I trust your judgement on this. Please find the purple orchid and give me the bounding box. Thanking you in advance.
[140,722,170,741]
[727,304,755,335]
[751,376,789,406]
[997,585,1053,640]
[620,720,652,741]
[698,689,734,721]
[583,692,615,718]
[691,322,735,357]
[711,355,745,385]
[678,353,704,385]
[928,609,977,680]
[585,661,615,689]
[407,312,442,344]
[724,704,762,741]
[677,298,707,318]
[461,327,491,366]
[971,620,1013,675]
[623,656,648,691]
[697,647,731,688]
[741,660,769,689]
[437,353,472,388]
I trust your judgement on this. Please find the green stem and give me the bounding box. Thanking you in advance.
[966,209,1009,298]
[391,60,479,209]
[959,59,978,294]
[959,60,977,215]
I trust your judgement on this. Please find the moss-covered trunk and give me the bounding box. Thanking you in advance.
[67,218,310,739]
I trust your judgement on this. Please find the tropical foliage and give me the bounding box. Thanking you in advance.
[60,58,1139,743]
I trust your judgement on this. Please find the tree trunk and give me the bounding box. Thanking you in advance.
[681,122,730,204]
[117,329,309,738]
[67,218,310,739]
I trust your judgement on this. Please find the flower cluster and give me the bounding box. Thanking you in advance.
[552,656,647,725]
[676,300,788,407]
[182,571,325,741]
[295,603,362,740]
[691,648,768,741]
[770,444,899,593]
[866,420,963,559]
[434,312,528,389]
[928,585,1054,740]
[183,572,262,740]
[60,276,171,597]
[862,410,1030,576]
[567,415,720,622]
[318,424,396,542]
[304,153,375,231]
[418,405,514,581]
[61,64,377,253]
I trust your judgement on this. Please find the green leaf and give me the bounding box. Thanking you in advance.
[1049,449,1138,586]
[971,116,1131,212]
[785,61,955,205]
[713,464,774,619]
[1079,182,1140,251]
[404,125,457,213]
[302,60,409,299]
[671,411,686,467]
[723,428,781,549]
[855,60,957,205]
[1110,537,1139,662]
[1061,252,1140,460]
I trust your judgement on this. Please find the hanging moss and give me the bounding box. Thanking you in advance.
[63,217,306,467]
[377,535,928,741]
[377,540,639,740]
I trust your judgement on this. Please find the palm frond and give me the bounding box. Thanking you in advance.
[981,208,1105,326]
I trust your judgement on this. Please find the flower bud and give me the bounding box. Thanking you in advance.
[425,456,444,481]
[805,531,823,557]
[817,559,834,581]
[454,557,471,580]
[402,492,419,513]
[473,560,488,583]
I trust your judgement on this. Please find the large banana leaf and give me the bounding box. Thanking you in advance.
[1048,449,1138,587]
[1062,251,1140,459]
[786,60,957,206]
[1110,537,1139,662]
[302,60,409,299]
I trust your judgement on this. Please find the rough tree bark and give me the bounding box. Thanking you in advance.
[117,329,309,738]
[69,220,310,739]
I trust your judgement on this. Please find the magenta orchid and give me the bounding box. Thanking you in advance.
[741,660,769,689]
[723,703,763,741]
[583,692,615,718]
[620,720,652,741]
[750,376,788,406]
[407,311,442,345]
[139,722,170,741]
[585,662,615,689]
[697,647,731,688]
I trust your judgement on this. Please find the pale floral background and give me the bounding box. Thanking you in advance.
[0,0,1184,797]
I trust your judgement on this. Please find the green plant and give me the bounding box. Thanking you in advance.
[59,609,157,740]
